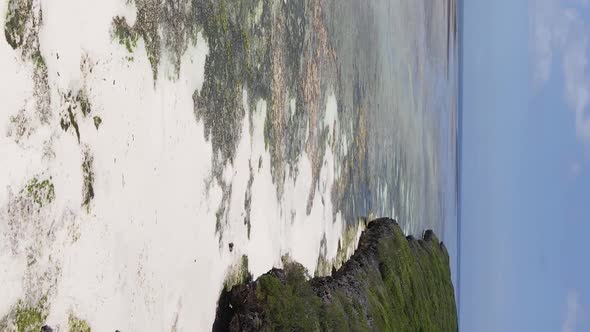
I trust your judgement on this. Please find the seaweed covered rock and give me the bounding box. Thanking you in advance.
[213,218,457,331]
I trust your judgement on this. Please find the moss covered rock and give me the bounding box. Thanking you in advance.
[213,218,457,331]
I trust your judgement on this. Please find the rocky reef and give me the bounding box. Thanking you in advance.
[213,218,457,331]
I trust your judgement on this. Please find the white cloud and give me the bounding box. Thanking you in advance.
[563,27,590,143]
[562,290,581,332]
[530,0,569,85]
[531,0,590,146]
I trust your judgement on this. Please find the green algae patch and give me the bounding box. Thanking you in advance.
[112,16,139,53]
[193,0,261,164]
[66,105,81,143]
[59,90,93,143]
[111,11,159,78]
[0,297,49,332]
[111,0,201,81]
[14,300,48,332]
[255,263,322,331]
[68,314,91,332]
[93,116,102,130]
[76,90,91,117]
[8,109,32,144]
[24,177,55,207]
[0,300,93,332]
[30,49,46,71]
[4,0,52,124]
[4,0,32,49]
[81,149,94,212]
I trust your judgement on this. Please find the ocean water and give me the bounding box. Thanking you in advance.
[0,0,457,330]
[326,0,458,280]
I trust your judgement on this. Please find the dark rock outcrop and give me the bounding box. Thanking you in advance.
[213,218,457,331]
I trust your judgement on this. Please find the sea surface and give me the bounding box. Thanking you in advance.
[0,0,457,330]
[324,0,458,280]
[327,0,458,240]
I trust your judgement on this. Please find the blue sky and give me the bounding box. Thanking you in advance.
[460,0,590,331]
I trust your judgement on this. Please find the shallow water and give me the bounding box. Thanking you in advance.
[326,0,458,278]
